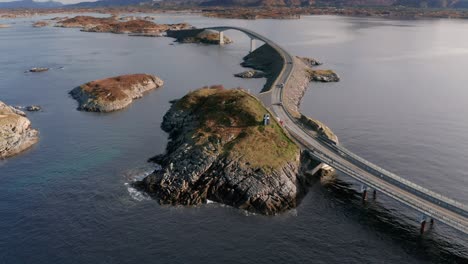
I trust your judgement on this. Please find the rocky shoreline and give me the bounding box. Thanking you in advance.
[135,86,315,215]
[53,15,193,35]
[0,101,39,159]
[70,74,163,112]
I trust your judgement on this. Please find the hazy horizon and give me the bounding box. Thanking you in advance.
[0,0,97,3]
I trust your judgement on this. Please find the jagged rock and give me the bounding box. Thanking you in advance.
[234,70,265,78]
[136,86,308,215]
[298,57,323,67]
[25,105,41,111]
[308,69,340,82]
[70,74,163,112]
[0,24,11,28]
[0,101,39,159]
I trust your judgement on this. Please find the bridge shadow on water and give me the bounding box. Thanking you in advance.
[309,175,468,263]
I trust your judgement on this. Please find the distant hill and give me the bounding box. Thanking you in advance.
[67,0,150,7]
[159,0,468,7]
[199,0,314,6]
[0,0,63,8]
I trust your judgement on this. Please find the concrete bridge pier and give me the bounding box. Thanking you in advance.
[219,31,225,45]
[420,214,427,234]
[361,185,368,201]
[250,38,256,53]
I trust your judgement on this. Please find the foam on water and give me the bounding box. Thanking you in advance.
[123,163,161,201]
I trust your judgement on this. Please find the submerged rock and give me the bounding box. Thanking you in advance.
[33,21,48,27]
[70,74,163,112]
[135,86,307,215]
[29,67,49,72]
[0,101,39,159]
[234,70,265,79]
[26,105,41,112]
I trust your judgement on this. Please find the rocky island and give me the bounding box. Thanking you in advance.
[135,86,314,215]
[0,101,39,159]
[56,15,192,35]
[70,74,163,112]
[307,69,340,82]
[234,70,265,79]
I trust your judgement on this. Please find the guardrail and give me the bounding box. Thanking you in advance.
[318,137,468,214]
[288,129,468,234]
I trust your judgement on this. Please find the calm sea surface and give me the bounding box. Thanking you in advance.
[0,14,467,263]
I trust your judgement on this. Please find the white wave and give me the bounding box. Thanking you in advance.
[123,163,161,201]
[125,182,150,202]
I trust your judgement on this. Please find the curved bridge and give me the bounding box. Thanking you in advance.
[202,26,468,234]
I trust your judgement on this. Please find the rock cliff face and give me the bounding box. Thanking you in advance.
[136,86,308,215]
[70,74,163,112]
[0,101,39,159]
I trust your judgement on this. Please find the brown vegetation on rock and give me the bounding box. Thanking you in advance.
[56,15,192,35]
[70,74,164,112]
[135,86,307,215]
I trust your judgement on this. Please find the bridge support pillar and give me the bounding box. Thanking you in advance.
[361,185,368,201]
[372,189,377,200]
[420,215,427,234]
[250,38,256,53]
[219,31,224,45]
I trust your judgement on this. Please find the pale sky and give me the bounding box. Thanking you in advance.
[0,0,97,3]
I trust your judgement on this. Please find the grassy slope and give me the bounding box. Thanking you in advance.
[176,86,299,171]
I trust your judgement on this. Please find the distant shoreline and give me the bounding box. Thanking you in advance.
[2,6,468,21]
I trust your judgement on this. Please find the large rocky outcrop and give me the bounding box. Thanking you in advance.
[167,29,233,45]
[0,101,39,159]
[70,74,163,112]
[135,86,309,215]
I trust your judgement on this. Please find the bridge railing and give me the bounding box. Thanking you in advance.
[298,134,468,234]
[316,136,468,215]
